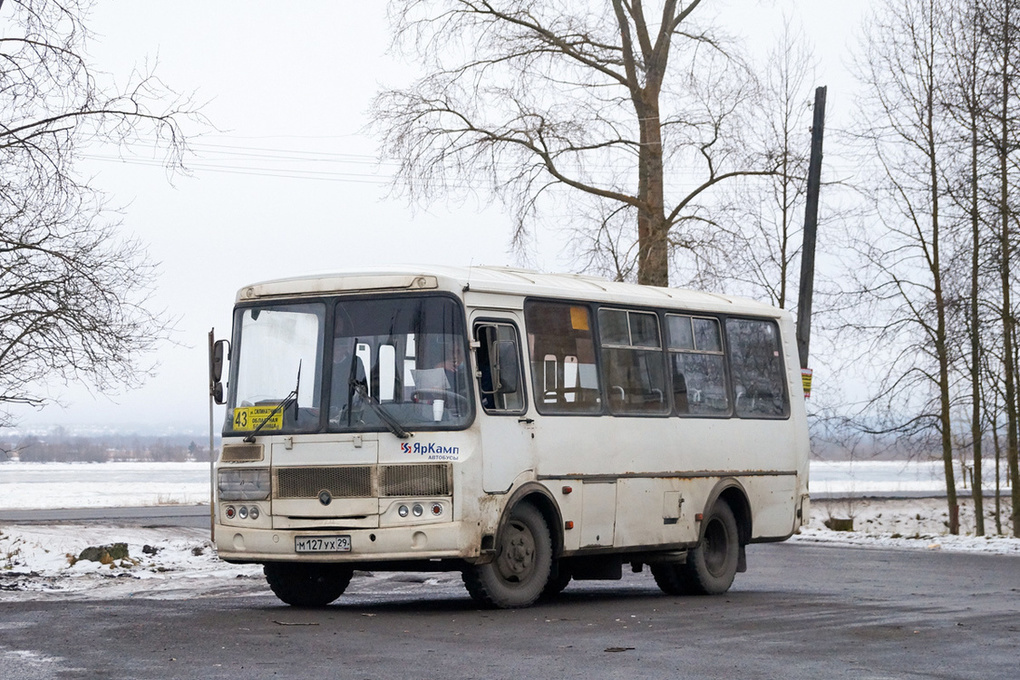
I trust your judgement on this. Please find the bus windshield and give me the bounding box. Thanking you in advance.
[224,295,472,436]
[227,302,326,434]
[329,295,472,432]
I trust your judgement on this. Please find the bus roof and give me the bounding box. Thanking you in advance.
[235,265,786,318]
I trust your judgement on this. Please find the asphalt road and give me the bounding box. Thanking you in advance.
[0,505,211,528]
[1,541,1018,679]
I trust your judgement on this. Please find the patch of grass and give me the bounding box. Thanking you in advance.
[3,547,21,570]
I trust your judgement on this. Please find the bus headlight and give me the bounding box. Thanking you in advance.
[218,468,271,501]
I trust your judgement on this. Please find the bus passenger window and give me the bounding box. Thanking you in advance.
[524,301,601,414]
[726,318,788,418]
[598,309,669,416]
[666,314,729,416]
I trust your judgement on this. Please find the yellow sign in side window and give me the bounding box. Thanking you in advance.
[570,306,590,331]
[232,406,284,431]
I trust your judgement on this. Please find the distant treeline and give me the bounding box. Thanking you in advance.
[0,434,217,463]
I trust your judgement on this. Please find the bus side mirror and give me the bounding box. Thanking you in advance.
[494,340,520,395]
[210,338,229,405]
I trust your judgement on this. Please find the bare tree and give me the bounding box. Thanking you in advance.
[712,18,815,308]
[372,0,779,287]
[942,0,997,535]
[1,0,196,424]
[849,0,962,532]
[976,0,1020,536]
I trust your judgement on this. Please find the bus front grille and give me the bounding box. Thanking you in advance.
[380,463,450,496]
[276,466,373,498]
[274,463,451,499]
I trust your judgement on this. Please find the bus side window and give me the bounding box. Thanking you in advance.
[524,301,601,415]
[666,314,729,416]
[474,322,526,414]
[598,308,669,416]
[725,317,788,418]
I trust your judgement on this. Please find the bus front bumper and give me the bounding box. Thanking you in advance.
[214,520,479,564]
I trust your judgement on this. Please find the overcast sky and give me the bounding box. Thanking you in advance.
[4,1,873,434]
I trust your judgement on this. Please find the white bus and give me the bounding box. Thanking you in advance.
[210,266,810,608]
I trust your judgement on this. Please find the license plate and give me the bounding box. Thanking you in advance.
[294,535,352,553]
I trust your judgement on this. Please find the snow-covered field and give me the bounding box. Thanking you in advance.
[1,462,210,509]
[1,462,1017,602]
[2,459,1007,508]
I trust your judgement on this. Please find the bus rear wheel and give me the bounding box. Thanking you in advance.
[463,502,552,609]
[263,562,353,607]
[652,500,739,596]
[540,562,572,600]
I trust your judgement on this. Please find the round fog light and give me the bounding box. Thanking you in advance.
[238,506,249,519]
[225,505,236,519]
[412,503,424,517]
[431,503,443,516]
[249,506,260,520]
[398,505,409,518]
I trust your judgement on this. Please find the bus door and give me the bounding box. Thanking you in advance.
[471,314,534,493]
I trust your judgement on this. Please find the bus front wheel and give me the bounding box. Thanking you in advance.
[462,502,552,608]
[652,500,739,596]
[263,562,353,607]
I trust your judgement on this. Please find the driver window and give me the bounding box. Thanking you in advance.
[474,321,526,414]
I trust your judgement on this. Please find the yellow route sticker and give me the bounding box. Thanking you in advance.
[232,405,283,431]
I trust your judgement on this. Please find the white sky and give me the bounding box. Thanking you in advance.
[5,1,875,433]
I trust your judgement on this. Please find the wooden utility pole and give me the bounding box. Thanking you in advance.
[208,328,217,541]
[797,86,827,371]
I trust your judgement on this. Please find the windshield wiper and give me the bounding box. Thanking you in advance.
[344,337,410,439]
[243,362,301,443]
[350,380,410,439]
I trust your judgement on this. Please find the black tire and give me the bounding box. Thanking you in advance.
[651,500,739,597]
[540,562,572,600]
[462,503,552,609]
[263,562,354,607]
[650,562,695,596]
[686,500,740,595]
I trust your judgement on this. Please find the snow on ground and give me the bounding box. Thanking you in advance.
[0,524,265,602]
[1,459,1009,507]
[793,497,1019,555]
[0,462,209,509]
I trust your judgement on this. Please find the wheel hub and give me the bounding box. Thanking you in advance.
[496,521,535,581]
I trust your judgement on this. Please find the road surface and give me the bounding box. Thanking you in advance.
[1,541,1017,679]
